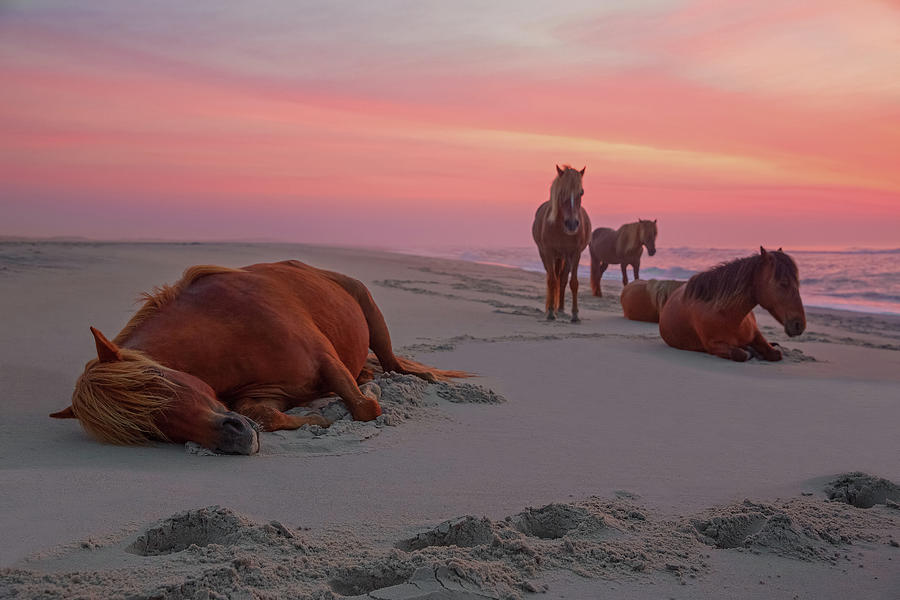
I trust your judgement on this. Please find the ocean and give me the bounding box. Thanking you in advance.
[392,246,900,316]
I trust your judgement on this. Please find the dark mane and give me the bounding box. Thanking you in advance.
[685,251,798,308]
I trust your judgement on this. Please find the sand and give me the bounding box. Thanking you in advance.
[0,241,898,599]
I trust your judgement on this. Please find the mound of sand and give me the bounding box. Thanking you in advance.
[2,490,895,600]
[824,472,900,509]
[689,496,894,562]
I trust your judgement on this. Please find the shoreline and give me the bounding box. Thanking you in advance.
[3,239,899,319]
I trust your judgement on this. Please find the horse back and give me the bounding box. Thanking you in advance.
[121,261,370,395]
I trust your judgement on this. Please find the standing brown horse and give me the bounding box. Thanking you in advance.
[659,248,805,361]
[589,219,657,297]
[532,165,591,322]
[50,260,466,454]
[620,279,685,323]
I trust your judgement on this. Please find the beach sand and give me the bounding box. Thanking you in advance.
[1,242,898,599]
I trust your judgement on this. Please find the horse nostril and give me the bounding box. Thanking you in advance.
[223,416,247,435]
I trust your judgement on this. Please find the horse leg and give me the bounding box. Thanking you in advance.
[706,340,751,362]
[231,397,331,432]
[545,268,558,320]
[633,260,640,281]
[569,257,581,323]
[319,354,383,421]
[621,263,629,287]
[539,251,558,320]
[749,330,783,361]
[556,258,568,315]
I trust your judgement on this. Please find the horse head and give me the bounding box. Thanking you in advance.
[51,327,259,454]
[754,247,806,337]
[550,165,586,235]
[640,219,658,256]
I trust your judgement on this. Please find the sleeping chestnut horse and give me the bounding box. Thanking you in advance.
[659,247,805,361]
[589,219,657,297]
[620,279,685,323]
[531,165,591,322]
[50,261,466,454]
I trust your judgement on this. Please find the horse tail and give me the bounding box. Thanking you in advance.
[590,260,601,296]
[590,253,602,296]
[392,356,471,382]
[362,354,470,383]
[326,270,471,382]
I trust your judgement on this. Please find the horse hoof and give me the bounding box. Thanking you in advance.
[546,312,556,321]
[570,315,580,323]
[360,381,382,401]
[351,398,382,421]
[311,414,332,428]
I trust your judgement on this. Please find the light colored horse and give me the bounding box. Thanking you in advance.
[659,248,805,361]
[531,165,592,322]
[589,219,657,297]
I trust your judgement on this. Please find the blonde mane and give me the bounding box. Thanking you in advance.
[71,348,176,445]
[646,279,685,311]
[114,265,244,344]
[547,165,583,224]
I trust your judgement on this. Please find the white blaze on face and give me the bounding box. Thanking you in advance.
[570,192,574,214]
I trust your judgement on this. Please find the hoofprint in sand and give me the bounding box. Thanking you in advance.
[2,473,897,599]
[1,242,899,598]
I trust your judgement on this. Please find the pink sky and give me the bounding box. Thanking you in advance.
[1,0,898,249]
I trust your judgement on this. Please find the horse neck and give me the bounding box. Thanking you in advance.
[615,224,641,258]
[720,266,761,321]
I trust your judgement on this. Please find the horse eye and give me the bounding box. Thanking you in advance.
[579,190,584,197]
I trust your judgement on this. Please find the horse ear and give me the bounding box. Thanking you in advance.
[50,406,77,419]
[759,246,767,255]
[654,219,657,224]
[777,247,783,251]
[579,166,586,176]
[91,326,122,362]
[556,164,564,176]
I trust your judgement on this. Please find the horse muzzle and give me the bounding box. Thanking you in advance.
[647,248,657,256]
[214,413,260,455]
[563,219,580,234]
[784,318,805,337]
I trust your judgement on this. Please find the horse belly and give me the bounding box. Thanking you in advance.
[659,293,704,351]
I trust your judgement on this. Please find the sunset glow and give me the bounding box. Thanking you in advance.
[1,0,898,248]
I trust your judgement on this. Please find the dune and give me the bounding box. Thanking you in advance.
[0,242,897,599]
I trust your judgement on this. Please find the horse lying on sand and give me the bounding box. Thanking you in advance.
[51,260,467,454]
[620,279,685,323]
[659,247,805,362]
[589,219,657,297]
[532,165,591,322]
